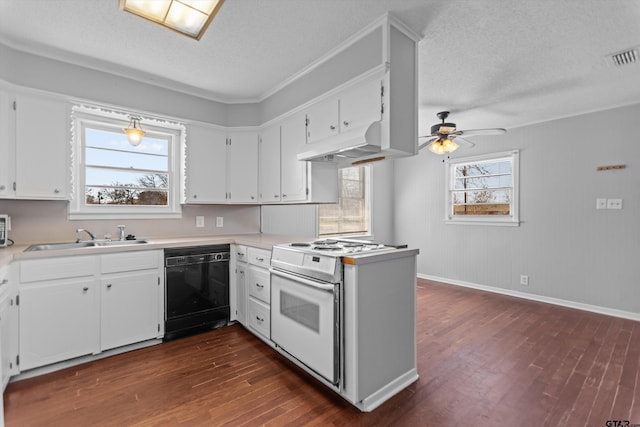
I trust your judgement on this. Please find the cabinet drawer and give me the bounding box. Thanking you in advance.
[248,297,270,339]
[20,256,97,283]
[247,247,270,268]
[235,245,248,263]
[101,250,161,274]
[247,265,270,304]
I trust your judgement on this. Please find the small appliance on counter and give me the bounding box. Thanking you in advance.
[0,215,9,247]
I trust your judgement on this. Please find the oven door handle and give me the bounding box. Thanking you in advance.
[269,268,337,292]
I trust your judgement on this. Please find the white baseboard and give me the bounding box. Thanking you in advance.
[418,274,640,322]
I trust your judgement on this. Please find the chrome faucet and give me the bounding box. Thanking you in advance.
[117,225,126,241]
[76,228,96,242]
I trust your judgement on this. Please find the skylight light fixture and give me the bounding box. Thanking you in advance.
[120,0,225,40]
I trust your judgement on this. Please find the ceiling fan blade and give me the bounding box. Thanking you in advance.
[454,128,506,137]
[418,136,438,151]
[453,136,476,148]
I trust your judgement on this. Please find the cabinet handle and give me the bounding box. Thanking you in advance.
[274,194,279,198]
[82,287,89,292]
[237,252,244,256]
[53,188,60,194]
[256,257,264,262]
[256,283,264,288]
[329,125,336,131]
[256,316,264,322]
[193,194,198,199]
[282,194,287,198]
[251,196,255,200]
[0,279,7,285]
[0,185,5,191]
[107,284,112,289]
[343,121,350,127]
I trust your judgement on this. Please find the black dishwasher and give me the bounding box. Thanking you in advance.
[164,245,230,341]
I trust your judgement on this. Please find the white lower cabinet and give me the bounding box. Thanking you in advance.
[235,261,247,325]
[19,278,99,371]
[100,271,160,351]
[17,250,163,371]
[243,247,272,340]
[247,298,270,338]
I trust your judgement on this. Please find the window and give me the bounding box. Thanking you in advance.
[445,151,519,225]
[70,105,185,219]
[318,165,370,237]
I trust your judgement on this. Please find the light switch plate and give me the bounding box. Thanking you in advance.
[216,217,224,227]
[596,198,607,210]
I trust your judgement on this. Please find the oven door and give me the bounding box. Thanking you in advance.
[270,268,340,385]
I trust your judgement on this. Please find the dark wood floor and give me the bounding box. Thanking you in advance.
[4,279,640,426]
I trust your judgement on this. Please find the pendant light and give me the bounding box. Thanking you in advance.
[124,116,145,146]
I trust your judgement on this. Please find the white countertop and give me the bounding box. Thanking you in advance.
[0,233,309,267]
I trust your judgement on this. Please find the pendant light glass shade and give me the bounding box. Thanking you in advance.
[427,137,459,155]
[124,116,146,146]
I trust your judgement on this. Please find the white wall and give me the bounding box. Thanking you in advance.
[394,103,640,316]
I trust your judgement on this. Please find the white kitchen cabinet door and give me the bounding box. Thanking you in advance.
[15,92,69,199]
[100,271,160,351]
[19,279,99,371]
[0,86,15,198]
[339,79,383,133]
[235,261,247,325]
[259,124,281,203]
[305,97,339,144]
[185,124,227,203]
[280,113,308,202]
[227,131,258,203]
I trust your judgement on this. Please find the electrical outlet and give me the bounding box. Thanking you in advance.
[520,275,529,286]
[216,216,224,227]
[195,216,205,228]
[596,198,607,210]
[607,198,622,209]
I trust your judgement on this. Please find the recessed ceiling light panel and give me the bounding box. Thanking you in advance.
[120,0,225,40]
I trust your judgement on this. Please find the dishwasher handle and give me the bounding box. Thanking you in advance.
[270,268,337,292]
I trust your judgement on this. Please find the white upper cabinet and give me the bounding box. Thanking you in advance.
[14,92,69,199]
[305,97,339,144]
[258,124,281,203]
[185,124,227,203]
[0,86,15,198]
[305,79,382,145]
[339,79,382,133]
[227,130,259,203]
[280,113,308,202]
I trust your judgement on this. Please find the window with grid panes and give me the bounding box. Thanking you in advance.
[318,165,370,236]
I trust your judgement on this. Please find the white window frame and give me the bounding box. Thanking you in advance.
[444,150,520,226]
[69,105,186,220]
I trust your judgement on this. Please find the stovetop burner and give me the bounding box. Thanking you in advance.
[290,242,312,247]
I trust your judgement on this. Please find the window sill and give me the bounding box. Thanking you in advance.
[445,219,520,227]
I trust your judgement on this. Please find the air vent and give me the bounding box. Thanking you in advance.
[610,48,638,66]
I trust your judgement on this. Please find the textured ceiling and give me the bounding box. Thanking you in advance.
[1,0,639,135]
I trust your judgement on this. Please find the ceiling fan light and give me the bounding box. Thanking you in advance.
[442,138,459,152]
[428,141,445,155]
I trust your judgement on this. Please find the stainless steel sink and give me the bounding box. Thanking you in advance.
[25,242,97,251]
[93,240,149,247]
[25,239,149,252]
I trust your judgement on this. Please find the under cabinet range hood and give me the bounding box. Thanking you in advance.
[297,121,383,165]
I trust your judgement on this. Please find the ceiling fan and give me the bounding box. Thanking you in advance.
[418,111,506,155]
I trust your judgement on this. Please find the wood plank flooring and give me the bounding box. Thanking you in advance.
[4,278,640,426]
